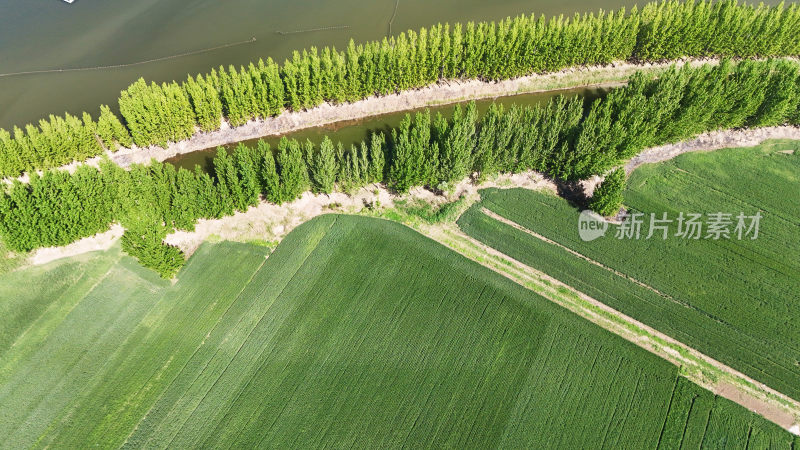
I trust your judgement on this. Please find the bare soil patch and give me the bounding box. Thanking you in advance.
[30,224,124,266]
[625,126,800,173]
[716,381,799,432]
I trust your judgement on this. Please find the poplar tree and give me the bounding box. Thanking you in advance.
[434,104,476,186]
[472,103,501,179]
[388,112,429,192]
[589,168,626,217]
[233,143,260,208]
[310,136,337,194]
[97,105,133,150]
[184,74,223,132]
[368,132,386,183]
[212,147,241,214]
[276,138,309,202]
[258,142,281,204]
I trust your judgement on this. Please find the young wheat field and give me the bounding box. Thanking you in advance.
[0,215,795,448]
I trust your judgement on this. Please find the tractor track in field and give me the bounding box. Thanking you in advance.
[479,207,672,300]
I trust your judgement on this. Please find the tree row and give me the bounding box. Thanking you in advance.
[2,58,800,276]
[3,0,800,179]
[120,0,800,151]
[0,106,131,178]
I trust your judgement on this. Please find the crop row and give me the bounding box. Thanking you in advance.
[4,215,792,446]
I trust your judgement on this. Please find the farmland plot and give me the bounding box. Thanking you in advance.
[458,141,800,401]
[659,378,794,449]
[0,215,794,447]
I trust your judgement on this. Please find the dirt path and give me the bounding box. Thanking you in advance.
[29,225,124,266]
[625,126,800,173]
[418,221,800,434]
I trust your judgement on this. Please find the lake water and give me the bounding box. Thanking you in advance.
[0,0,640,131]
[165,85,610,172]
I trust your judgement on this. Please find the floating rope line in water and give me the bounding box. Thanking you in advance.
[274,25,351,36]
[387,0,400,36]
[0,37,257,78]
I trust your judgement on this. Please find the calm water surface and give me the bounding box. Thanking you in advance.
[0,0,641,130]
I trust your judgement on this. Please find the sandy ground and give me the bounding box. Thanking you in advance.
[164,171,555,255]
[625,125,800,173]
[30,224,124,266]
[716,381,799,431]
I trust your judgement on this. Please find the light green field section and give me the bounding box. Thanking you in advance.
[0,215,794,448]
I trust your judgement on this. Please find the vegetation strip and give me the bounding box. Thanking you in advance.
[3,0,800,178]
[420,222,800,431]
[5,57,800,278]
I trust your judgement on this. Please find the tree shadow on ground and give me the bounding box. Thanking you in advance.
[554,179,590,211]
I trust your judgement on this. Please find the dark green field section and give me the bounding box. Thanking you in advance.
[457,141,800,402]
[0,215,794,448]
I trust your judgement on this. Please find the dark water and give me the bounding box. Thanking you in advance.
[0,0,642,131]
[166,85,609,173]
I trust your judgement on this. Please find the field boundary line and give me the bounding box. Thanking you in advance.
[172,217,339,448]
[125,255,269,448]
[416,222,800,433]
[477,206,744,330]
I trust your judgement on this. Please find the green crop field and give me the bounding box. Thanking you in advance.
[0,214,794,448]
[458,140,800,402]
